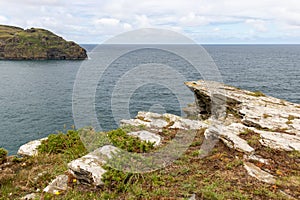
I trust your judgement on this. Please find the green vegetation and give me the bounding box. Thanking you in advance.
[0,147,8,164]
[287,115,295,121]
[38,129,87,160]
[249,91,266,97]
[0,24,87,60]
[107,128,155,153]
[263,113,272,118]
[0,127,299,199]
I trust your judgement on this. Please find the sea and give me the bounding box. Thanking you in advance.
[0,44,299,155]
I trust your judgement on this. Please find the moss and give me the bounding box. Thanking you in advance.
[0,147,8,164]
[263,113,272,118]
[249,91,266,97]
[287,115,295,121]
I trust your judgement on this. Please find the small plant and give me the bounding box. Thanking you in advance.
[107,128,154,153]
[0,147,8,164]
[263,113,272,118]
[38,129,87,160]
[226,159,243,170]
[249,91,266,97]
[288,115,295,121]
[239,128,253,135]
[288,150,300,159]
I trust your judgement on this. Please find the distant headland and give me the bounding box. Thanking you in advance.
[0,25,87,60]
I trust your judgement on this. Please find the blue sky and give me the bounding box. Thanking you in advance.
[0,0,299,44]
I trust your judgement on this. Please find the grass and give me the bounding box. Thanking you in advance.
[0,127,299,199]
[0,25,86,60]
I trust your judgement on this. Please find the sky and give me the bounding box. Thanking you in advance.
[0,0,300,44]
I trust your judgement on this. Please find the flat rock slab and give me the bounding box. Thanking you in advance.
[43,174,69,194]
[127,131,161,146]
[120,111,208,130]
[257,130,300,151]
[205,124,254,153]
[17,137,47,156]
[243,162,276,184]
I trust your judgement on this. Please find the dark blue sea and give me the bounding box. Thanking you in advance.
[1,44,299,154]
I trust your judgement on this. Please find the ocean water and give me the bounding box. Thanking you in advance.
[0,44,299,155]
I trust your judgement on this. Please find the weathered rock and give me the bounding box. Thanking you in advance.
[127,130,161,146]
[120,111,208,130]
[185,80,300,150]
[68,145,119,185]
[245,154,269,164]
[205,123,254,153]
[251,129,300,151]
[185,80,300,135]
[17,137,47,156]
[20,193,37,200]
[243,162,276,184]
[43,174,69,194]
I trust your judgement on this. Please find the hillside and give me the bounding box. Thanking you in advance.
[0,25,87,60]
[0,81,299,199]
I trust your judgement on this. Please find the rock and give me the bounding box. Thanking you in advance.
[0,25,87,60]
[256,129,300,151]
[68,145,119,185]
[17,137,47,156]
[188,194,196,200]
[205,123,255,153]
[127,131,161,146]
[43,175,69,194]
[185,80,300,152]
[245,154,269,164]
[120,111,207,130]
[185,80,300,135]
[21,193,37,200]
[243,162,276,184]
[90,145,119,159]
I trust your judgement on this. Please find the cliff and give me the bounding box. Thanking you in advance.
[0,25,87,60]
[1,81,299,199]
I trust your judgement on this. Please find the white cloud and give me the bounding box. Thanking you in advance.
[0,0,299,43]
[95,18,120,26]
[0,15,7,23]
[179,13,209,26]
[245,19,268,32]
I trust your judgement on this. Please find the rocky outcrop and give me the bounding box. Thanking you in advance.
[0,25,87,60]
[17,137,47,156]
[185,80,300,183]
[185,80,300,151]
[120,111,208,130]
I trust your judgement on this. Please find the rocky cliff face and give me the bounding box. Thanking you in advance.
[0,25,87,60]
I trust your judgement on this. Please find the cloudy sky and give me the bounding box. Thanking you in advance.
[0,0,299,44]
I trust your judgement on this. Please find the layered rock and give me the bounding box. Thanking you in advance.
[185,80,300,151]
[0,25,87,60]
[185,80,300,183]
